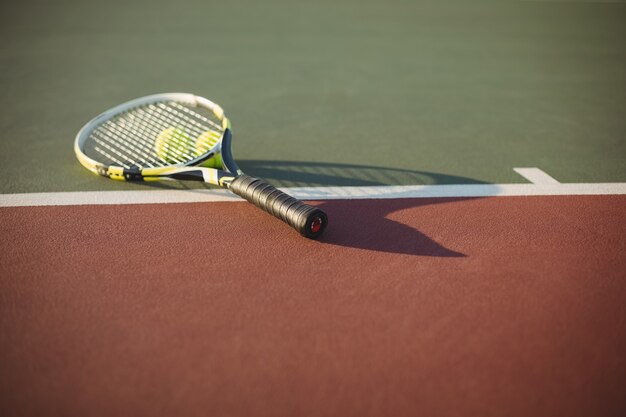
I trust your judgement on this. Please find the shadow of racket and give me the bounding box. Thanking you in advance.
[235,161,496,257]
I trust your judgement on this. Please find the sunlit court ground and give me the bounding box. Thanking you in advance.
[1,1,625,416]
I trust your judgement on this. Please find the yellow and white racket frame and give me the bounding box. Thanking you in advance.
[74,93,231,184]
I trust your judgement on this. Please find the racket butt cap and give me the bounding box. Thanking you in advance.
[302,208,328,239]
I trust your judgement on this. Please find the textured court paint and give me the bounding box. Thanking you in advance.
[2,182,626,207]
[1,196,625,416]
[1,0,626,194]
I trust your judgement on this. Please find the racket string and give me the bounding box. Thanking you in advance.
[170,101,223,130]
[91,136,134,168]
[123,107,195,163]
[105,114,172,166]
[145,104,205,138]
[84,100,222,168]
[94,113,175,168]
[93,147,130,168]
[106,121,168,167]
[102,107,195,165]
[100,120,167,167]
[137,107,202,162]
[142,103,222,161]
[90,113,172,168]
[150,103,215,140]
[93,129,150,168]
[161,102,223,133]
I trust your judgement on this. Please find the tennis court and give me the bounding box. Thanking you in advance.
[1,1,625,416]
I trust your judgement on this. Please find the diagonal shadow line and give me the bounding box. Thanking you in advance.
[138,160,494,257]
[235,161,495,257]
[238,160,488,187]
[315,198,470,257]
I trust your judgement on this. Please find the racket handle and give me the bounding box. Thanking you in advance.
[229,175,328,238]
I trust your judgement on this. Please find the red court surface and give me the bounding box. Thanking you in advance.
[1,195,625,416]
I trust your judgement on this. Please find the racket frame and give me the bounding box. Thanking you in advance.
[74,93,232,185]
[74,92,328,238]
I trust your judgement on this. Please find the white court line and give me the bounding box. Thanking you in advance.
[514,167,560,185]
[1,183,625,207]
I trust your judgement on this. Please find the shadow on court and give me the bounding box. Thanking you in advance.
[239,160,488,187]
[139,161,496,257]
[238,161,497,257]
[315,198,468,257]
[134,161,497,257]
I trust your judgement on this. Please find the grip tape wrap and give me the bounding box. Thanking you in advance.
[229,175,328,238]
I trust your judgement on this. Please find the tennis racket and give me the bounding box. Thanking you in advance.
[74,93,327,238]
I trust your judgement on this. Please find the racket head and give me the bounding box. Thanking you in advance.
[74,93,231,181]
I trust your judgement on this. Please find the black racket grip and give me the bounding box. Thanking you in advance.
[229,175,328,238]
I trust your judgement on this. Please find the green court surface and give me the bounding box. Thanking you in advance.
[0,0,625,193]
